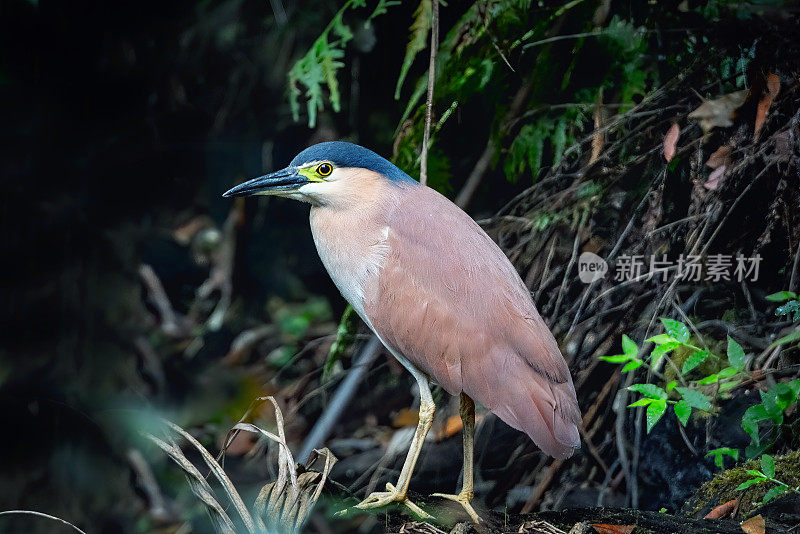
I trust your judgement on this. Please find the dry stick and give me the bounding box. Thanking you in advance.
[419,0,439,186]
[0,511,88,534]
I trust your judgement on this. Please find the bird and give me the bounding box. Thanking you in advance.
[223,141,581,522]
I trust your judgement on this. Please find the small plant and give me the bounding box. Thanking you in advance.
[602,317,800,459]
[766,290,800,322]
[766,290,800,349]
[600,317,747,433]
[740,379,800,457]
[735,454,800,505]
[706,447,739,469]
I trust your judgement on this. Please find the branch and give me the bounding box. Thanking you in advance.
[419,0,439,186]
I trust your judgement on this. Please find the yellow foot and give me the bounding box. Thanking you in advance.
[353,482,432,519]
[431,491,481,523]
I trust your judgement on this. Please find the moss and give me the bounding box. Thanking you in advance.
[689,450,800,517]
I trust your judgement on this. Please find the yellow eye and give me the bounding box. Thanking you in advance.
[317,163,333,177]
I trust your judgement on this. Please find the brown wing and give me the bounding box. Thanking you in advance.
[363,185,581,459]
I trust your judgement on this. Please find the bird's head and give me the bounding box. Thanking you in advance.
[223,141,415,206]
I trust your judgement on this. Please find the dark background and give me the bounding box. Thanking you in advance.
[2,1,799,533]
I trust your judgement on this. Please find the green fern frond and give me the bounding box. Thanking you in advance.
[394,0,432,100]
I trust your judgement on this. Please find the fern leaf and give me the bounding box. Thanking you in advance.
[394,0,432,100]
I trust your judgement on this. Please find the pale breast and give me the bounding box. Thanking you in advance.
[308,193,394,323]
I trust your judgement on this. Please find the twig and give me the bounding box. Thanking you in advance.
[419,0,439,186]
[0,511,88,534]
[298,336,384,462]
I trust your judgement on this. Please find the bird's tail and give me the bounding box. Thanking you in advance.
[468,350,581,459]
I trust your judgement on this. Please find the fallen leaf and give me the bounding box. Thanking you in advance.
[704,165,727,190]
[705,498,738,519]
[688,90,748,133]
[706,145,731,169]
[754,74,780,136]
[393,408,419,428]
[591,524,634,534]
[663,123,680,162]
[443,414,463,437]
[740,514,765,534]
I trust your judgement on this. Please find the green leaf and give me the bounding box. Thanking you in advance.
[666,381,677,392]
[660,318,690,343]
[735,478,766,491]
[621,334,638,357]
[696,374,720,385]
[760,388,785,425]
[674,400,691,426]
[628,383,668,400]
[675,387,712,410]
[646,334,675,345]
[651,341,680,362]
[705,447,738,468]
[717,366,739,379]
[628,398,654,407]
[599,354,629,363]
[646,399,667,433]
[760,454,775,478]
[682,350,710,374]
[727,336,746,371]
[622,360,644,372]
[762,484,789,504]
[765,290,797,302]
[394,0,432,100]
[742,404,769,445]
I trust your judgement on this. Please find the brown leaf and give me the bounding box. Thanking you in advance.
[393,408,419,428]
[705,498,738,519]
[740,514,765,534]
[688,90,748,132]
[443,414,463,437]
[663,123,680,162]
[754,74,780,136]
[591,525,634,534]
[704,165,727,190]
[706,145,731,169]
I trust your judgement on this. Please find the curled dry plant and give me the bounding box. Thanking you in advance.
[144,396,337,534]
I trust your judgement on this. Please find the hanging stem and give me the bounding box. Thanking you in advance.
[420,0,439,186]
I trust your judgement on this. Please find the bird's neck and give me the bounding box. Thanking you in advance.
[308,175,402,321]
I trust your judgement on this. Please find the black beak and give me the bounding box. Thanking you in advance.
[222,167,307,198]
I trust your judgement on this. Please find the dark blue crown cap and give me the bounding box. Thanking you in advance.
[290,141,416,184]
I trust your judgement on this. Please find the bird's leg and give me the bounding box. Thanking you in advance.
[431,392,481,523]
[354,371,435,519]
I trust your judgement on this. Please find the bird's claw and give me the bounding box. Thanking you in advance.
[352,482,433,519]
[431,491,481,523]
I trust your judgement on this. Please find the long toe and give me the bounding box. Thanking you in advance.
[353,483,433,519]
[431,492,481,523]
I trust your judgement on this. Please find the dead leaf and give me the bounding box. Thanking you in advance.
[705,498,738,519]
[704,165,727,190]
[706,145,731,169]
[393,408,419,428]
[591,524,634,534]
[663,123,680,162]
[688,90,748,133]
[740,514,765,534]
[754,74,780,136]
[443,414,463,437]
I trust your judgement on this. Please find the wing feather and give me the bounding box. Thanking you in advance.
[364,185,580,457]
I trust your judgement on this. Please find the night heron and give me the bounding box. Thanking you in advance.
[223,142,581,522]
